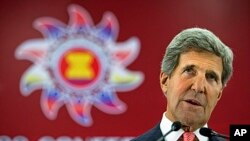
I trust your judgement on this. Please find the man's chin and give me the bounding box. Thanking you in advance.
[177,114,205,130]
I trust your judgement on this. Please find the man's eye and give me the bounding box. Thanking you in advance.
[206,73,217,81]
[182,65,196,75]
[184,68,194,73]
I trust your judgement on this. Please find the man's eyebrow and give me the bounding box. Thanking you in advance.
[182,64,195,70]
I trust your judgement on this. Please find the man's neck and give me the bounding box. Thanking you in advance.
[160,112,209,141]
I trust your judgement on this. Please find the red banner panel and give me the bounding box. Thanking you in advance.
[0,0,249,140]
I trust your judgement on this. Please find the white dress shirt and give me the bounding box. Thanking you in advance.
[160,112,209,141]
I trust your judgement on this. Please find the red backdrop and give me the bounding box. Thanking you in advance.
[0,0,250,140]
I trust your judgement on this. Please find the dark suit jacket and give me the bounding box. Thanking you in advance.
[131,123,226,141]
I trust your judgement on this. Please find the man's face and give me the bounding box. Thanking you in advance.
[160,50,223,131]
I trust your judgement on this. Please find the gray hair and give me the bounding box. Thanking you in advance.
[161,27,233,86]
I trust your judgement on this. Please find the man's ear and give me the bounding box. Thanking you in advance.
[160,72,169,94]
[217,89,223,100]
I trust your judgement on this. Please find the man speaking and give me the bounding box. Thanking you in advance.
[132,28,233,141]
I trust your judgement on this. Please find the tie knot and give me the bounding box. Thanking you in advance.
[183,132,195,141]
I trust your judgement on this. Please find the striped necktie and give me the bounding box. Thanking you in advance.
[183,132,195,141]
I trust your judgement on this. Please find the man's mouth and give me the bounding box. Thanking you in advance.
[184,99,202,106]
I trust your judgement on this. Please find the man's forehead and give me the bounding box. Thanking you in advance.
[178,51,223,74]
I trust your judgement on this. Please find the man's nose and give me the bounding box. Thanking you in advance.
[191,75,206,94]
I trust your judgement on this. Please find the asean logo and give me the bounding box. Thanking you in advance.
[15,4,144,126]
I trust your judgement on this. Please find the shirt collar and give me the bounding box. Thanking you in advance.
[160,112,209,141]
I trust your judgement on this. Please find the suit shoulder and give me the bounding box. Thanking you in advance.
[131,123,162,141]
[209,136,227,141]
